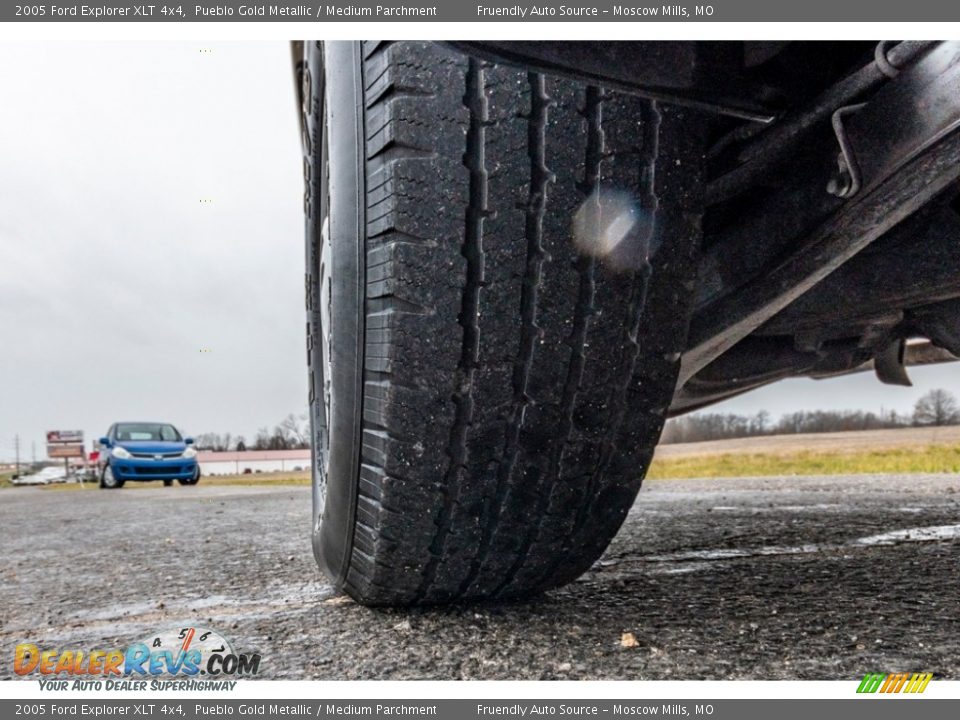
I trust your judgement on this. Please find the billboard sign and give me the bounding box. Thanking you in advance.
[47,444,84,459]
[47,430,84,444]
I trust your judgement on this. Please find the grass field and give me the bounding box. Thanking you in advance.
[649,427,960,479]
[647,444,960,479]
[38,471,313,491]
[200,472,311,486]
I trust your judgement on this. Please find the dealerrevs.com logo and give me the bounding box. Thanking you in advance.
[15,626,260,691]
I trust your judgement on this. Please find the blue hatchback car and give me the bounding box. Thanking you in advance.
[97,422,200,489]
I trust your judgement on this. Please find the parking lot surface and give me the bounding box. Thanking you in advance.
[2,474,958,680]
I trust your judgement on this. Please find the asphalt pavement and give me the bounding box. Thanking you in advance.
[1,474,958,680]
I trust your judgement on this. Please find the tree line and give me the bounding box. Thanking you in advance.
[193,389,960,450]
[193,413,310,451]
[661,389,960,445]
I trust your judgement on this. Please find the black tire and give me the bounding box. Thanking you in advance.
[303,41,704,605]
[178,468,201,486]
[99,465,124,490]
[163,479,174,487]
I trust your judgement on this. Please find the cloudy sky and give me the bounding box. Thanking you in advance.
[0,42,304,460]
[0,42,955,462]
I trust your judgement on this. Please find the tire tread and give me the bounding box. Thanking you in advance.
[318,41,703,605]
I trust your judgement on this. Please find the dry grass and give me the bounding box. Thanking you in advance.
[649,428,960,479]
[201,472,311,487]
[38,470,312,491]
[655,425,960,459]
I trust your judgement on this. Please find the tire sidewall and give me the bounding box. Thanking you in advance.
[100,465,123,489]
[306,41,367,585]
[177,467,201,486]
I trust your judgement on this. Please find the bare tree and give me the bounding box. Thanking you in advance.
[750,410,770,435]
[278,413,309,448]
[194,413,310,453]
[913,389,960,427]
[268,428,289,450]
[193,433,217,451]
[194,433,232,451]
[253,427,272,451]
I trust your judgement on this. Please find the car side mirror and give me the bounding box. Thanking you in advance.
[99,437,111,447]
[184,437,194,445]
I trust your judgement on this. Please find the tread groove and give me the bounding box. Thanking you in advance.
[494,85,605,597]
[539,100,661,586]
[413,58,489,603]
[458,72,552,597]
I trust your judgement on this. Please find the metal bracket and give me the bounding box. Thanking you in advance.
[826,44,915,198]
[826,103,868,198]
[874,41,902,79]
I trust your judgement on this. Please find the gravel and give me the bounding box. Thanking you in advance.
[1,473,958,680]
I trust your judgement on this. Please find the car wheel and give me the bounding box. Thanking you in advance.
[303,41,704,605]
[177,467,201,486]
[100,465,124,490]
[163,479,174,487]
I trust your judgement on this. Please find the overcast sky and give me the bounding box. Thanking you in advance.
[0,42,955,462]
[0,42,304,461]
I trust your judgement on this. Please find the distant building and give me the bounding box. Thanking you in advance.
[197,449,311,475]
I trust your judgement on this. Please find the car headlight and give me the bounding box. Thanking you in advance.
[111,446,131,459]
[182,447,198,459]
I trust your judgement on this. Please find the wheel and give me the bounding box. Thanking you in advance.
[303,41,704,605]
[100,465,124,489]
[163,479,174,487]
[178,467,201,486]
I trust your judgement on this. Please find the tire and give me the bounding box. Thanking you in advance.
[163,479,174,487]
[303,41,704,605]
[178,467,200,486]
[100,465,124,490]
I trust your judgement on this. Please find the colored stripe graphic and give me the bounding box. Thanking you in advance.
[856,673,885,693]
[857,672,932,693]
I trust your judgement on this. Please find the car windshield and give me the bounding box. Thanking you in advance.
[114,423,181,442]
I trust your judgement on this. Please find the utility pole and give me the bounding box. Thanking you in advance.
[32,441,36,465]
[14,434,20,478]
